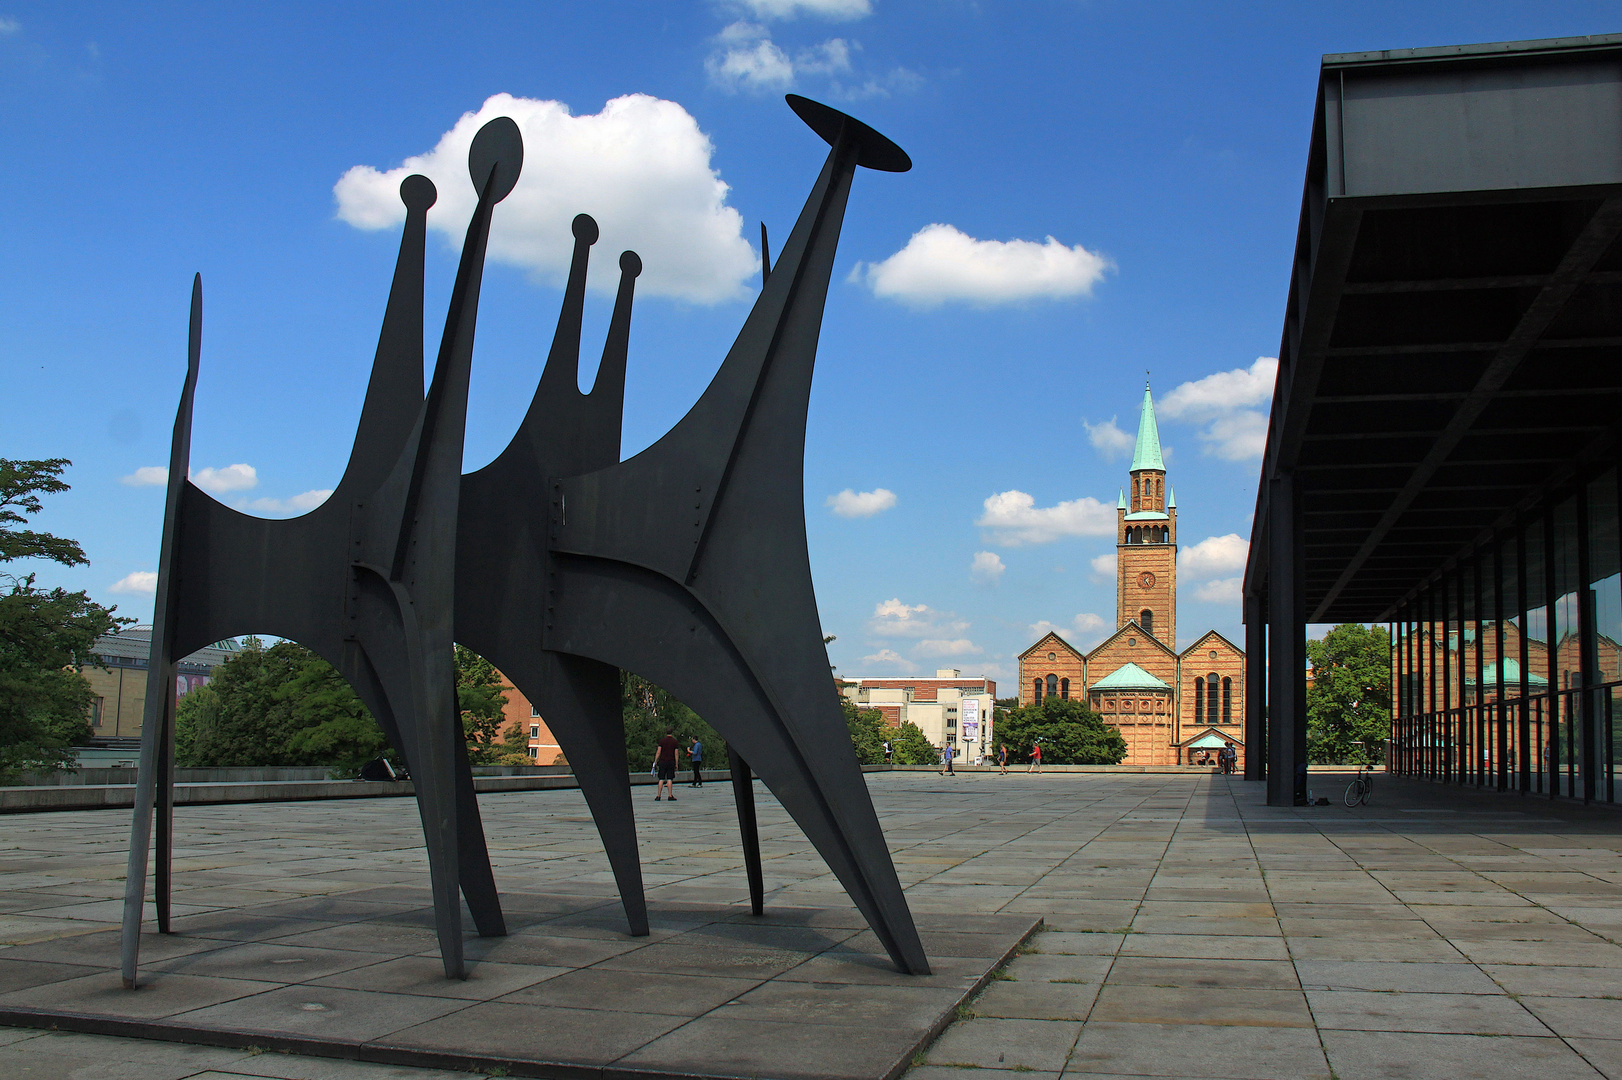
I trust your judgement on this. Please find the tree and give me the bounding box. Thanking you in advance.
[889,721,938,764]
[621,671,727,772]
[0,459,130,780]
[1307,623,1392,765]
[843,698,889,764]
[455,645,511,765]
[995,696,1127,764]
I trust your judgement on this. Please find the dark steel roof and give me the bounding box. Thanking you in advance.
[1247,33,1622,624]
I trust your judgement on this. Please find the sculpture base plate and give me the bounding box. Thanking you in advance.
[0,891,1038,1080]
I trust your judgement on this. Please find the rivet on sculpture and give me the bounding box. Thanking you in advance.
[120,96,930,986]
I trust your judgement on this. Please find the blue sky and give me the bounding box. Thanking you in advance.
[4,1,1616,687]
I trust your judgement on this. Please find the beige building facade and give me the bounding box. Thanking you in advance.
[839,670,997,762]
[1017,384,1246,767]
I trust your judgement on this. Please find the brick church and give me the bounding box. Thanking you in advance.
[1017,384,1246,767]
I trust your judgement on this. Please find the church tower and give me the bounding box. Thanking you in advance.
[1116,383,1177,646]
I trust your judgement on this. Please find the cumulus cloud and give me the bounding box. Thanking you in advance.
[335,93,756,305]
[1179,533,1248,579]
[1090,552,1116,580]
[244,489,334,517]
[970,551,1004,584]
[1083,417,1133,461]
[977,490,1115,546]
[1159,357,1276,461]
[110,571,157,595]
[867,598,967,639]
[190,464,258,494]
[0,17,19,35]
[1029,612,1108,647]
[121,466,168,487]
[826,487,895,518]
[853,224,1111,308]
[915,638,982,658]
[707,22,796,90]
[860,647,913,670]
[729,0,871,18]
[1194,578,1243,603]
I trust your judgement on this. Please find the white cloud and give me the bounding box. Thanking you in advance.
[0,17,20,35]
[730,0,871,19]
[867,598,967,639]
[244,489,334,517]
[854,224,1111,308]
[1090,552,1116,580]
[970,551,1005,584]
[915,638,982,658]
[1029,612,1108,648]
[860,647,913,670]
[826,487,896,518]
[110,571,157,595]
[335,93,756,305]
[1179,534,1249,579]
[121,466,167,487]
[1194,577,1243,604]
[977,490,1115,546]
[1159,357,1276,461]
[707,22,795,91]
[1084,417,1133,460]
[795,37,854,76]
[190,464,258,494]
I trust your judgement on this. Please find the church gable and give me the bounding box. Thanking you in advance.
[1086,620,1177,692]
[1180,629,1244,660]
[1019,631,1080,661]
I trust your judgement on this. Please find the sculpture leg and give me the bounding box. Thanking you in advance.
[453,736,507,937]
[155,699,176,933]
[119,680,166,987]
[539,654,649,937]
[728,747,764,916]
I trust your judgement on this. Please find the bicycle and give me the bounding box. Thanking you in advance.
[1344,764,1374,807]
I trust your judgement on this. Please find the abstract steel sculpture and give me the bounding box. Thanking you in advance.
[121,95,928,988]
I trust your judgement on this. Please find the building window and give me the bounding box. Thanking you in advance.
[530,704,540,718]
[527,747,537,758]
[530,724,539,738]
[1140,609,1154,636]
[1206,673,1220,725]
[90,697,104,728]
[1194,676,1203,722]
[1033,677,1043,702]
[1046,673,1058,698]
[1221,677,1232,723]
[1048,651,1056,660]
[1060,677,1069,699]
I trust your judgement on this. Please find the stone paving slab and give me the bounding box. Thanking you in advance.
[9,773,1622,1079]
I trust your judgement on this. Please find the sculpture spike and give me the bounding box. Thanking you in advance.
[761,222,771,285]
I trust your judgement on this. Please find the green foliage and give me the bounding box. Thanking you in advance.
[843,698,888,764]
[888,721,939,764]
[455,645,512,765]
[1307,623,1392,765]
[622,671,726,772]
[0,459,130,780]
[995,696,1127,764]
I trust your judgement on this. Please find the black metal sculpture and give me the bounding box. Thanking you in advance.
[121,95,929,987]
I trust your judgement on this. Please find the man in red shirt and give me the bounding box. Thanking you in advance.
[654,728,681,801]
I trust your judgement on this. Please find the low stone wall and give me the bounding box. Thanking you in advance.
[15,763,577,787]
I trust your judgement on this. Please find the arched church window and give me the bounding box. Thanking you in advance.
[1032,677,1043,702]
[1060,677,1070,699]
[1206,673,1220,725]
[1222,677,1232,723]
[1140,609,1154,636]
[1046,674,1058,698]
[1132,477,1139,511]
[1194,675,1203,722]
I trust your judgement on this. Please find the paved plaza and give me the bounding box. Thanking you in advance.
[2,772,1622,1078]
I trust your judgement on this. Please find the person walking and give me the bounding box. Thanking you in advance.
[997,742,1008,776]
[940,742,955,775]
[1222,741,1236,775]
[882,739,892,765]
[654,728,680,801]
[1027,740,1042,773]
[689,736,704,787]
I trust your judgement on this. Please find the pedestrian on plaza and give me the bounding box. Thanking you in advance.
[1223,741,1236,775]
[998,743,1008,776]
[1028,741,1042,773]
[654,728,680,801]
[883,739,893,764]
[940,742,955,775]
[689,736,704,787]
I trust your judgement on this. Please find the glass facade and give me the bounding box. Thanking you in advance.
[1391,467,1622,803]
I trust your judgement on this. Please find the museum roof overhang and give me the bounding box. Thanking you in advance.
[1245,34,1622,625]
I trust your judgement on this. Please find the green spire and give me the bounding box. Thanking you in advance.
[1130,381,1164,472]
[1117,488,1126,510]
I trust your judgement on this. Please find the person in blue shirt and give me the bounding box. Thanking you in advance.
[689,736,704,787]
